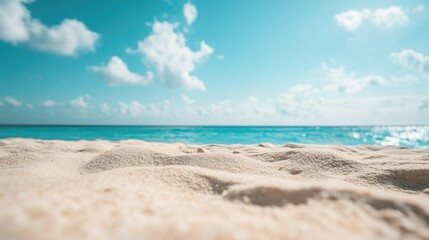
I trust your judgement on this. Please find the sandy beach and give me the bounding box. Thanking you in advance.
[0,138,428,240]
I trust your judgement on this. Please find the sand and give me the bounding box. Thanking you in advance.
[0,138,428,240]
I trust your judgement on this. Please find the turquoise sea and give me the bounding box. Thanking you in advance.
[0,126,428,148]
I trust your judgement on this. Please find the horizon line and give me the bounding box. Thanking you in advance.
[0,124,428,127]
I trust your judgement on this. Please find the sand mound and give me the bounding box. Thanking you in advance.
[83,147,172,173]
[246,149,368,181]
[373,167,429,191]
[127,166,239,195]
[169,153,274,174]
[1,139,429,240]
[84,147,275,175]
[242,147,429,193]
[223,183,429,238]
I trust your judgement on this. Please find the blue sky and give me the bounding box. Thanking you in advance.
[0,0,428,125]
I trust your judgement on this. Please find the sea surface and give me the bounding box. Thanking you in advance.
[0,126,428,148]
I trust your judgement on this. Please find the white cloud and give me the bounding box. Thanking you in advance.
[370,6,408,27]
[26,103,33,109]
[6,94,426,125]
[0,0,30,42]
[185,87,321,122]
[335,10,368,32]
[0,0,99,56]
[28,19,99,56]
[130,21,213,91]
[117,101,145,117]
[89,56,153,86]
[4,96,22,107]
[183,2,197,26]
[322,63,385,93]
[193,94,429,125]
[239,96,270,117]
[335,6,408,31]
[181,94,195,104]
[196,100,232,117]
[116,100,170,117]
[70,97,88,108]
[42,100,57,107]
[276,84,321,116]
[0,101,3,107]
[391,49,429,75]
[99,103,110,114]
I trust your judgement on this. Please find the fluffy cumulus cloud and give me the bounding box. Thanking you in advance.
[27,19,99,56]
[69,97,88,108]
[391,49,429,75]
[0,0,99,56]
[115,3,213,91]
[130,21,213,91]
[335,6,409,31]
[322,63,385,93]
[0,0,29,42]
[4,96,22,107]
[89,56,153,86]
[183,2,197,26]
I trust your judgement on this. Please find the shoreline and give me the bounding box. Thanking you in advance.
[1,138,428,239]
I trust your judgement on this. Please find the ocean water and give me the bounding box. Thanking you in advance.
[0,126,428,148]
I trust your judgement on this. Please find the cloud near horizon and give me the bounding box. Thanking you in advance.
[0,0,99,56]
[42,100,57,108]
[2,87,429,125]
[275,84,321,116]
[322,63,385,93]
[116,100,171,117]
[69,97,88,108]
[4,96,22,107]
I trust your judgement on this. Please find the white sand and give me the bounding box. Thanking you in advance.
[0,138,428,240]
